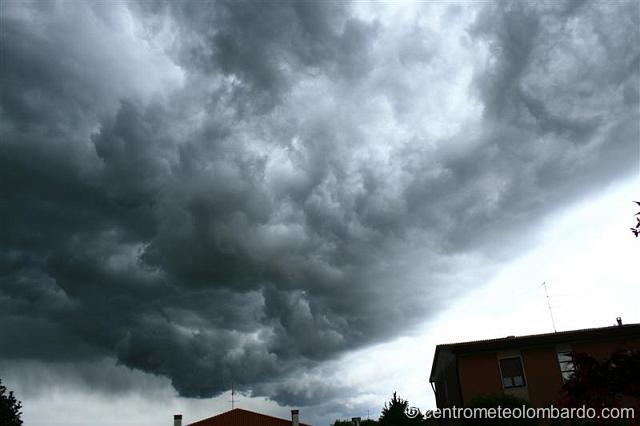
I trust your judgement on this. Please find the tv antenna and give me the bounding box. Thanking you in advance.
[230,382,236,410]
[541,281,557,332]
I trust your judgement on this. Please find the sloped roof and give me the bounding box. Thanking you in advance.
[187,408,311,426]
[436,323,640,352]
[429,323,640,382]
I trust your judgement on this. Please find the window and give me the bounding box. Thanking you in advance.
[499,357,526,388]
[557,351,575,382]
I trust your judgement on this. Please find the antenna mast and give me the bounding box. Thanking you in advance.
[542,281,557,333]
[231,382,235,410]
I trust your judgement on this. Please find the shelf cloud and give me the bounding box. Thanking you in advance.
[1,0,638,408]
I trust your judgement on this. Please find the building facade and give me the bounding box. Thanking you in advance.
[429,322,640,408]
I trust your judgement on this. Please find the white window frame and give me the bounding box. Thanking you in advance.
[498,353,528,389]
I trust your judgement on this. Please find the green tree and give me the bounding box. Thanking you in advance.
[0,378,23,426]
[332,418,379,426]
[379,392,424,426]
[556,349,639,425]
[631,201,640,237]
[462,393,537,426]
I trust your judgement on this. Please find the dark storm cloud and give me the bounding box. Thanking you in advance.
[0,358,173,399]
[1,0,638,409]
[133,0,378,111]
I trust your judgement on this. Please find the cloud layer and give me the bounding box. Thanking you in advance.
[1,0,638,407]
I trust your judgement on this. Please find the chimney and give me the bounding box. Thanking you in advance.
[352,417,361,426]
[291,409,299,426]
[174,414,182,426]
[616,317,623,326]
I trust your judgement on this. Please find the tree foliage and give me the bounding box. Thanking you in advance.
[332,391,439,426]
[332,419,379,426]
[462,393,538,426]
[0,378,23,426]
[631,201,640,238]
[559,349,640,410]
[379,392,425,426]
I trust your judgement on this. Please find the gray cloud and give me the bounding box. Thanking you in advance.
[1,0,638,413]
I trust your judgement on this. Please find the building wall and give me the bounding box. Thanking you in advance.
[455,337,640,407]
[457,352,502,404]
[520,346,563,407]
[433,349,464,408]
[571,337,640,360]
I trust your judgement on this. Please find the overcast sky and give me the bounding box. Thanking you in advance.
[1,1,638,425]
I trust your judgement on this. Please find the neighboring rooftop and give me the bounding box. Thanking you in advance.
[187,408,311,426]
